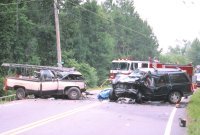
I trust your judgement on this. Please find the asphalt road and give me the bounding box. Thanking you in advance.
[0,91,189,135]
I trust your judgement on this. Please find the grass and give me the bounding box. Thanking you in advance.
[0,90,16,104]
[187,89,200,135]
[0,94,16,104]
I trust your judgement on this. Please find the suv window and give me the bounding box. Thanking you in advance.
[169,73,189,83]
[155,76,166,87]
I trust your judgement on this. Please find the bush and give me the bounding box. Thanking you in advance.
[63,59,98,88]
[0,77,5,97]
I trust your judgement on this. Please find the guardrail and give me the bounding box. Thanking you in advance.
[0,94,16,104]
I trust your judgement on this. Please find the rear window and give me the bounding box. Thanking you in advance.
[63,74,84,80]
[169,73,189,83]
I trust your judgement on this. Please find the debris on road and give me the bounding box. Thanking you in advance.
[97,88,111,100]
[81,91,94,99]
[179,118,186,127]
[117,98,135,104]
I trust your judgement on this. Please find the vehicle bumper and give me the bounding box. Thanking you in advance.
[196,81,200,87]
[114,88,138,98]
[183,91,193,97]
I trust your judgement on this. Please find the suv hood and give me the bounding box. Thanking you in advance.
[112,74,139,84]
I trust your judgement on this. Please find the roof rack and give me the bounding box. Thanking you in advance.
[1,63,75,72]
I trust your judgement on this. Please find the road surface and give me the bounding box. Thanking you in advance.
[0,91,188,135]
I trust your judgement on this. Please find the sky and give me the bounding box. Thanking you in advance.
[98,0,200,53]
[133,0,200,53]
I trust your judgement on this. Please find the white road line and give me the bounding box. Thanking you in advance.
[0,101,106,135]
[164,107,177,135]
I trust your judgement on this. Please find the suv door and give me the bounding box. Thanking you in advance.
[153,75,170,96]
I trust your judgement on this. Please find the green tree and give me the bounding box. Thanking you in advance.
[159,40,191,64]
[0,0,16,63]
[186,38,200,66]
[103,0,159,60]
[62,51,98,87]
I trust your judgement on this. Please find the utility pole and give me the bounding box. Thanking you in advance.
[16,0,19,34]
[54,0,62,67]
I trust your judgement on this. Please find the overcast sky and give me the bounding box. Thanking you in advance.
[134,0,200,53]
[98,0,200,53]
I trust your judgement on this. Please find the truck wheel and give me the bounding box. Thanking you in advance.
[168,91,182,104]
[109,89,118,102]
[16,88,26,100]
[67,87,81,100]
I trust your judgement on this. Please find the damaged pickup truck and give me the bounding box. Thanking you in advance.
[109,68,193,104]
[2,63,86,100]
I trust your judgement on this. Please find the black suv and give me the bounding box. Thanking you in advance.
[109,68,193,104]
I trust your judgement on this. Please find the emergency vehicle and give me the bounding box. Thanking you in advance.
[109,59,193,80]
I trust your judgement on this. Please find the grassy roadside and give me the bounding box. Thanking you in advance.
[187,89,200,135]
[0,89,16,104]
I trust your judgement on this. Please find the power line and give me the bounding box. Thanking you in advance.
[66,0,149,39]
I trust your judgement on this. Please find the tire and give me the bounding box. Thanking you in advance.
[109,89,118,102]
[16,88,26,100]
[168,91,182,104]
[66,87,81,100]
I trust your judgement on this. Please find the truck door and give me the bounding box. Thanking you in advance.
[40,70,58,95]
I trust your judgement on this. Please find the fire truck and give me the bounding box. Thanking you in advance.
[109,59,194,80]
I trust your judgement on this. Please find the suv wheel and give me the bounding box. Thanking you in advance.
[16,88,26,100]
[109,89,118,102]
[168,91,182,104]
[67,87,81,100]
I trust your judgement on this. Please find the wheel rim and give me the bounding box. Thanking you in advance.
[169,91,181,103]
[17,89,25,99]
[70,90,78,97]
[17,93,23,98]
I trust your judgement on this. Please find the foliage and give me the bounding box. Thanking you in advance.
[103,0,159,60]
[0,0,160,87]
[161,38,200,66]
[0,77,4,97]
[159,41,191,64]
[186,38,200,66]
[187,90,200,135]
[159,53,190,64]
[62,51,98,87]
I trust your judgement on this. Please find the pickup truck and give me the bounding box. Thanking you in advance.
[4,68,86,100]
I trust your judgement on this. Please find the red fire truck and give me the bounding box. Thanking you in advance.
[109,59,194,80]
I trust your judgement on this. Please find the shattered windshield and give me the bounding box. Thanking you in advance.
[111,62,129,70]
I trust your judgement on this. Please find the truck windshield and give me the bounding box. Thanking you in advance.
[111,62,129,70]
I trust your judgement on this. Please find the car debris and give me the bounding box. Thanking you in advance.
[97,88,111,100]
[179,118,186,127]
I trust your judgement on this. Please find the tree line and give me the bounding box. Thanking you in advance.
[0,0,199,87]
